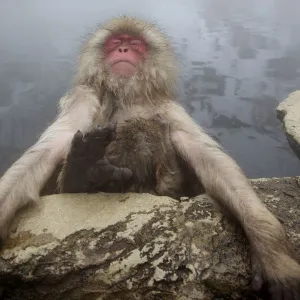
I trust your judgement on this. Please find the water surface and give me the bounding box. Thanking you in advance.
[1,0,300,178]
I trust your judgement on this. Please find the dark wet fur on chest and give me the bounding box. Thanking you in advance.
[103,116,203,198]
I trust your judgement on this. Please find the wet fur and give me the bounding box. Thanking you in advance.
[59,115,202,199]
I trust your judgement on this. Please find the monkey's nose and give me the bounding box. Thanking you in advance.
[118,47,128,53]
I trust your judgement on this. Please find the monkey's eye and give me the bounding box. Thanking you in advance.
[111,39,122,45]
[130,39,147,53]
[130,40,142,45]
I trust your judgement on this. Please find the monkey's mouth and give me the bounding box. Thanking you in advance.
[109,60,137,76]
[110,59,135,67]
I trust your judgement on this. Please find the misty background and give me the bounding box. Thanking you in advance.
[0,0,300,178]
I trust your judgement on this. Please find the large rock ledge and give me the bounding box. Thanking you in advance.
[1,177,300,300]
[277,90,300,159]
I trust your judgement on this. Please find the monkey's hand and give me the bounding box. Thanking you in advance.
[69,123,117,161]
[61,123,132,193]
[251,251,300,300]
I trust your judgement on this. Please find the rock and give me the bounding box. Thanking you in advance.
[1,177,300,300]
[277,91,300,159]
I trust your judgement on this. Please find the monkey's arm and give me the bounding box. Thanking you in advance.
[167,102,300,298]
[0,86,101,239]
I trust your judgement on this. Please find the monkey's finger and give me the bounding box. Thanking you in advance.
[107,122,117,132]
[72,130,83,143]
[69,130,85,155]
[103,124,117,142]
[87,163,113,184]
[91,124,117,143]
[87,161,128,184]
[92,164,132,182]
[106,155,118,165]
[107,130,117,142]
[96,158,109,166]
[94,123,116,134]
[110,167,133,181]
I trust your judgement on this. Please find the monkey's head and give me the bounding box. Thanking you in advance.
[76,16,178,102]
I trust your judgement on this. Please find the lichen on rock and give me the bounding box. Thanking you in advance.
[0,177,300,300]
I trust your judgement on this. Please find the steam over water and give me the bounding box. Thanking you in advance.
[0,0,300,178]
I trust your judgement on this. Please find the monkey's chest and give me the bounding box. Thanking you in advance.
[103,117,171,190]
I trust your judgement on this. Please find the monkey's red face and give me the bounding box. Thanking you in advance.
[104,34,147,77]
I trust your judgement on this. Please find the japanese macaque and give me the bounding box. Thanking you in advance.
[0,15,299,299]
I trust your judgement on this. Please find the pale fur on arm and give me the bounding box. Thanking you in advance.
[0,85,102,239]
[166,102,300,281]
